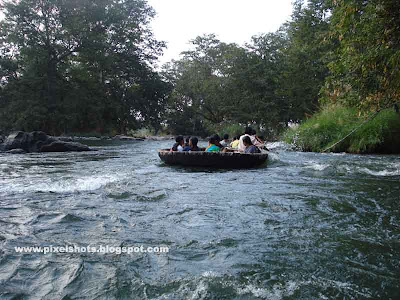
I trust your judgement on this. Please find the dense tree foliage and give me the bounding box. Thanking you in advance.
[1,0,397,138]
[278,0,333,120]
[0,0,170,135]
[162,0,334,137]
[323,0,400,112]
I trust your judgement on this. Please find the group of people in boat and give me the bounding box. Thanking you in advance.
[170,127,266,154]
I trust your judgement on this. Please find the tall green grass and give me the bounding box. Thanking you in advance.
[283,105,400,153]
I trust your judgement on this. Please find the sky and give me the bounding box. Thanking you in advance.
[146,0,294,65]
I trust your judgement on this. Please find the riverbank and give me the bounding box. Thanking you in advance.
[283,105,400,154]
[0,130,176,154]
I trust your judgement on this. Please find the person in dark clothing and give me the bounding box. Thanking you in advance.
[245,127,253,135]
[183,136,191,151]
[242,136,261,154]
[189,137,201,151]
[171,136,184,152]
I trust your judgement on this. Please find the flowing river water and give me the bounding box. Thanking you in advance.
[0,139,399,299]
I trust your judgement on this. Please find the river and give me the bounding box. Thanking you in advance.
[0,140,399,299]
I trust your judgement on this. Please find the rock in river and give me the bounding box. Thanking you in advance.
[6,148,27,154]
[0,131,92,153]
[40,141,90,152]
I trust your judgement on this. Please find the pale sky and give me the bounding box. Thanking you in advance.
[146,0,294,65]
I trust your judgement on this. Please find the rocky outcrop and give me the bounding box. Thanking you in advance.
[55,136,74,142]
[113,135,145,141]
[0,131,92,153]
[6,148,26,154]
[40,141,90,152]
[144,135,174,141]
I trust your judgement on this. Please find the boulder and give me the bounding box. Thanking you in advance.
[114,135,145,141]
[0,131,91,153]
[2,131,30,151]
[40,141,90,152]
[73,136,101,141]
[55,136,74,142]
[7,148,26,154]
[2,131,56,152]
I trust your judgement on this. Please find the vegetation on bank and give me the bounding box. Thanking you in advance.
[0,0,332,137]
[281,0,400,154]
[1,0,399,153]
[283,105,400,153]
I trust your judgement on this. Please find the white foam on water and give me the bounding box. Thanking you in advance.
[149,275,371,300]
[330,152,347,156]
[236,281,299,299]
[190,280,209,300]
[267,151,280,162]
[307,277,372,298]
[304,161,330,171]
[267,141,294,151]
[151,276,211,300]
[236,277,371,299]
[201,271,219,278]
[337,165,352,173]
[3,174,121,194]
[358,162,400,177]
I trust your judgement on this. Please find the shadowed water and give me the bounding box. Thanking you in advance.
[0,140,399,299]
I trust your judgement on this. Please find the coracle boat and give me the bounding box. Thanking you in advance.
[158,149,268,168]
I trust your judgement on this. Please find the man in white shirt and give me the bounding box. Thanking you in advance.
[220,134,230,147]
[170,136,185,152]
[238,127,264,152]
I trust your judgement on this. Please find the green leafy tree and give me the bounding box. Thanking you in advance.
[162,35,242,134]
[279,0,333,121]
[239,31,289,130]
[324,0,400,112]
[0,0,167,134]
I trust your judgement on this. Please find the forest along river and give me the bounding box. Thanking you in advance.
[0,139,399,299]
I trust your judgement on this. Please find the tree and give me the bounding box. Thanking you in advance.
[162,35,243,133]
[324,0,400,112]
[0,0,167,134]
[278,0,333,122]
[162,30,316,136]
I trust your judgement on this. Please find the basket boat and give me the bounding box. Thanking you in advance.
[157,149,268,168]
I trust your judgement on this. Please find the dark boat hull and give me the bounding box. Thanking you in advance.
[158,150,268,168]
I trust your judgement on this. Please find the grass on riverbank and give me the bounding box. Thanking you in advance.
[283,105,400,153]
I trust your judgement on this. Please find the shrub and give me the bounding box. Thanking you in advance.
[283,105,400,153]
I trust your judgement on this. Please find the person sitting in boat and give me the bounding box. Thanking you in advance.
[183,136,191,151]
[220,134,230,147]
[252,129,265,145]
[230,135,240,149]
[188,137,201,151]
[205,136,220,152]
[238,127,264,152]
[170,136,184,152]
[251,129,270,151]
[212,134,225,149]
[243,136,261,154]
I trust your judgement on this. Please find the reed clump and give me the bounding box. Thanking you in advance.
[283,105,400,154]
